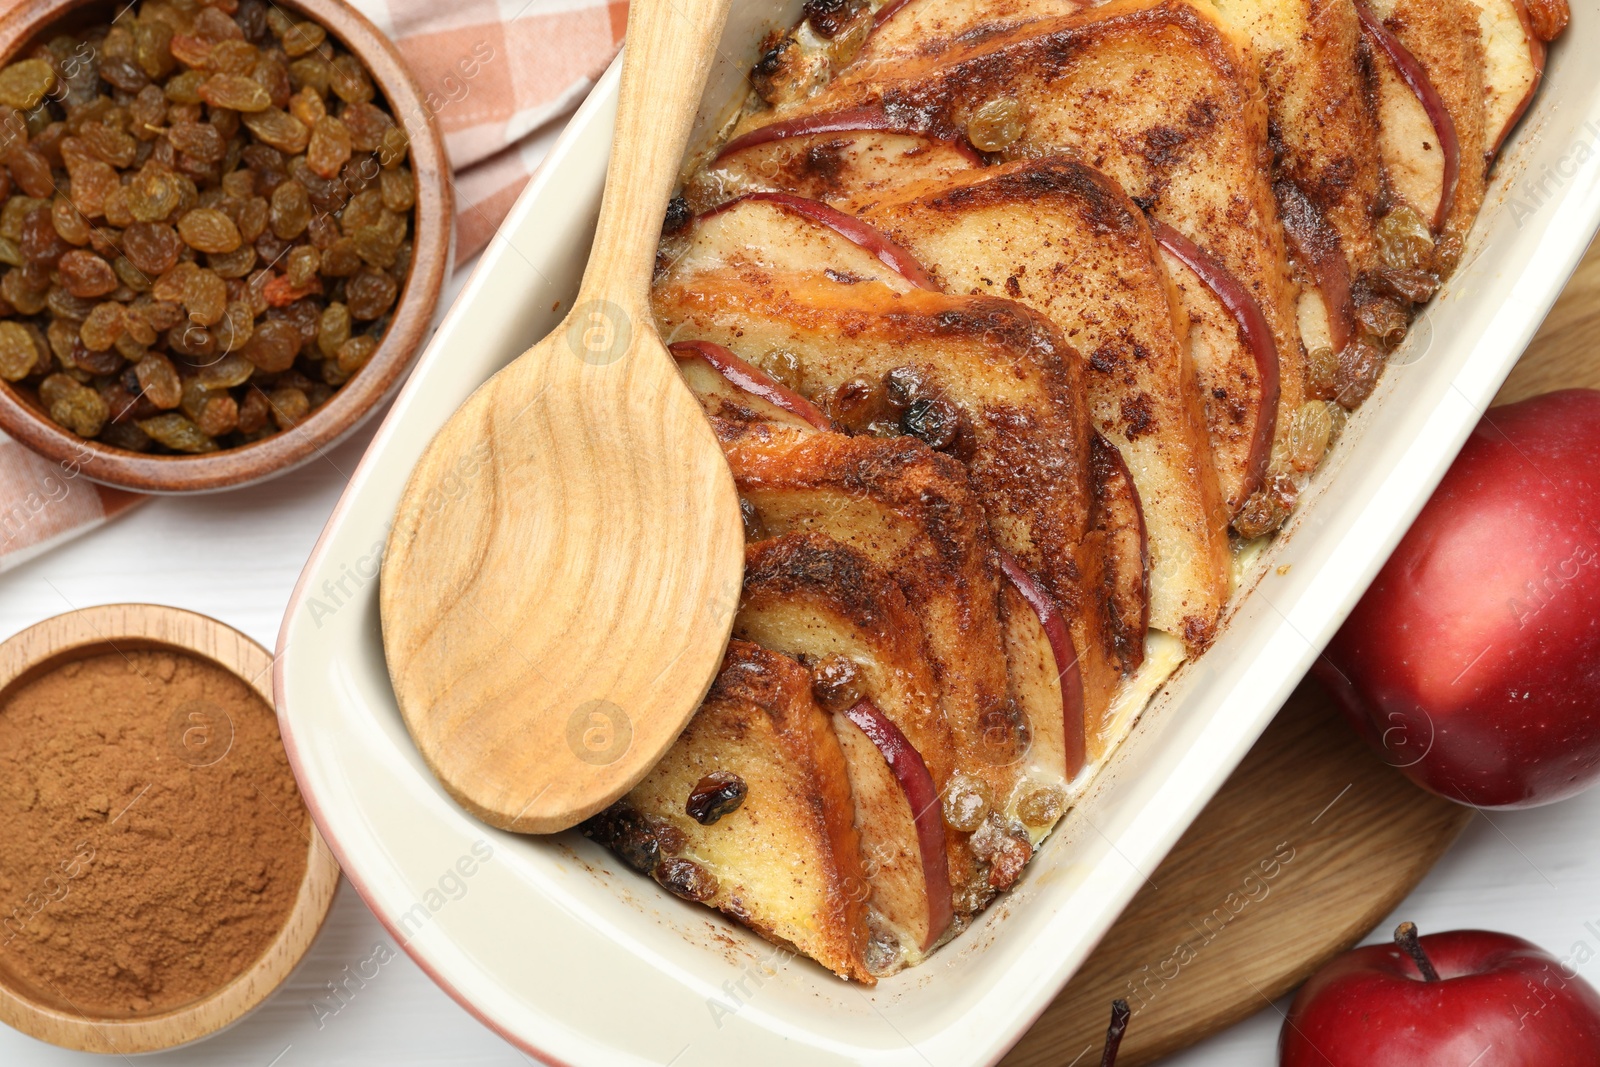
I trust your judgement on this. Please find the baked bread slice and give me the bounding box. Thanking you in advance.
[1206,0,1386,358]
[737,532,977,961]
[858,159,1228,647]
[731,0,1310,521]
[653,263,1130,725]
[581,640,873,982]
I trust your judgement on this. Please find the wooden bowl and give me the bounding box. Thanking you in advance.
[0,604,341,1053]
[0,0,453,494]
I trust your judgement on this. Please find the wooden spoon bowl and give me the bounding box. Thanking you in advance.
[0,0,452,494]
[0,604,340,1053]
[380,0,742,835]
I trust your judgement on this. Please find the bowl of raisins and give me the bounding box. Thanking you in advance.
[0,0,451,492]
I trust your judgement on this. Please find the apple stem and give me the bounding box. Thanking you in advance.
[1394,922,1441,982]
[1100,998,1130,1067]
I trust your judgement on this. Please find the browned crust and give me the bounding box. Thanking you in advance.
[589,640,874,982]
[654,271,1124,717]
[740,532,983,902]
[731,430,1032,798]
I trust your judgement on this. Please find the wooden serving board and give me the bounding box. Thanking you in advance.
[1004,235,1600,1066]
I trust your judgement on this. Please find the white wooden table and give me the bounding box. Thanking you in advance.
[4,154,1599,1067]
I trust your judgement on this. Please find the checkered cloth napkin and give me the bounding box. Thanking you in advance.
[0,0,626,574]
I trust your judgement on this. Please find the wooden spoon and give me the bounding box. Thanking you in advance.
[379,0,741,835]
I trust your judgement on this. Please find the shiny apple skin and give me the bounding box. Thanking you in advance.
[1280,930,1600,1066]
[1318,389,1600,808]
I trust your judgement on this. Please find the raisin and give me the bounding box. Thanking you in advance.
[236,386,270,433]
[306,115,350,179]
[214,300,255,351]
[328,55,373,104]
[198,350,254,388]
[205,39,260,76]
[5,146,54,199]
[207,242,256,278]
[334,333,375,375]
[378,125,408,169]
[0,320,37,380]
[653,858,718,903]
[268,178,310,238]
[942,773,993,833]
[1017,786,1065,828]
[315,300,349,358]
[167,120,226,164]
[281,22,327,57]
[287,86,325,128]
[317,237,359,277]
[79,301,126,351]
[0,60,57,111]
[379,167,414,213]
[184,267,228,325]
[285,245,319,287]
[123,220,184,274]
[126,166,184,222]
[102,186,136,229]
[41,373,108,436]
[177,206,241,252]
[199,72,270,111]
[242,316,298,371]
[80,121,139,168]
[685,771,747,825]
[58,249,118,297]
[48,285,97,322]
[69,161,119,218]
[137,412,217,452]
[901,395,962,451]
[345,268,395,319]
[3,267,50,314]
[267,384,309,428]
[51,195,91,246]
[20,207,70,265]
[135,351,183,409]
[192,390,239,436]
[263,271,321,306]
[235,195,269,241]
[342,102,393,152]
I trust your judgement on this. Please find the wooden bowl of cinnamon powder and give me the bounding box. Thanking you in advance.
[0,604,338,1053]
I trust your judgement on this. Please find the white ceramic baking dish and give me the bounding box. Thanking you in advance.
[275,4,1600,1063]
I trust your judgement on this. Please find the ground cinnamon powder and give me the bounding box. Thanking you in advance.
[0,649,309,1017]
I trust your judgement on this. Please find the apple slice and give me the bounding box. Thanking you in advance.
[670,340,834,431]
[665,194,932,295]
[1147,219,1281,512]
[997,549,1086,780]
[862,0,1086,67]
[1358,1,1461,232]
[839,697,954,949]
[1465,0,1547,158]
[714,106,983,165]
[702,193,942,291]
[686,122,980,216]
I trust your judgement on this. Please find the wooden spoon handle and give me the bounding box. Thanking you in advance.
[576,0,734,308]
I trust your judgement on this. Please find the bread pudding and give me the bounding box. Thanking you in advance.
[581,0,1569,982]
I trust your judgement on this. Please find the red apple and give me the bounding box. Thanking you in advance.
[998,549,1087,779]
[1319,389,1600,808]
[668,340,835,430]
[1357,1,1461,230]
[1146,218,1280,507]
[715,106,983,165]
[701,192,943,291]
[841,697,954,945]
[1281,923,1600,1065]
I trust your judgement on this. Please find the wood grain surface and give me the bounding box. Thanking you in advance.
[0,604,340,1054]
[379,0,745,835]
[1005,232,1600,1066]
